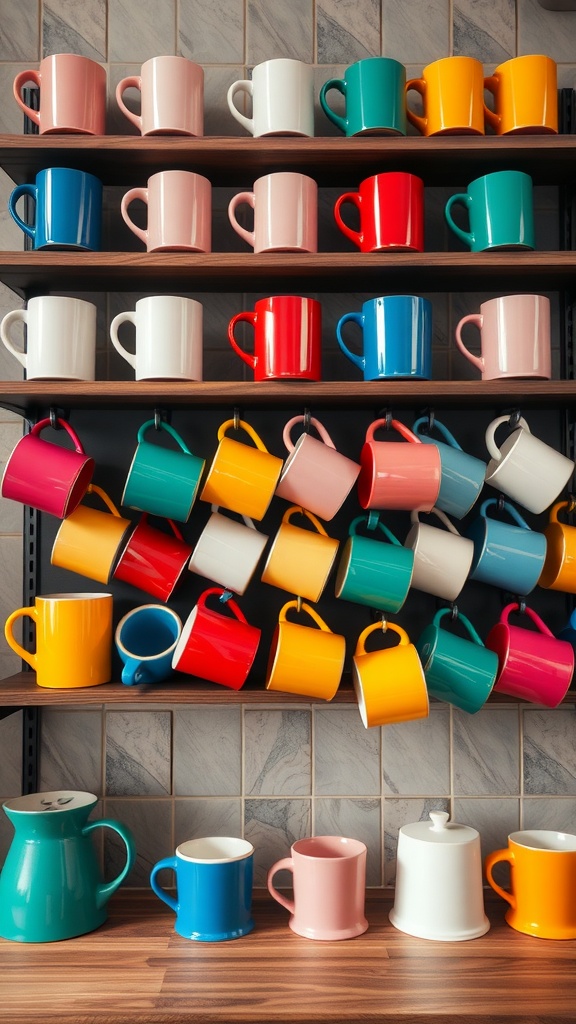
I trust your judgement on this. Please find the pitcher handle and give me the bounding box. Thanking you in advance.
[267,857,295,915]
[484,848,515,909]
[83,818,136,908]
[150,855,179,913]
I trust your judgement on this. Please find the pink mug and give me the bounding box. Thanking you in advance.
[121,171,211,252]
[13,53,106,135]
[486,602,574,707]
[357,417,441,511]
[115,55,204,136]
[228,296,322,382]
[275,415,361,521]
[113,513,193,602]
[455,294,551,380]
[1,416,94,519]
[228,172,318,253]
[171,587,261,690]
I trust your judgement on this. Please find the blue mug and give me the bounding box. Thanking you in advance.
[8,167,102,250]
[336,295,432,381]
[115,604,182,686]
[150,836,255,941]
[465,498,547,596]
[412,417,486,519]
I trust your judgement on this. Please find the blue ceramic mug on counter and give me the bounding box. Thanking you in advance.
[335,512,414,613]
[412,417,486,519]
[115,604,183,686]
[444,170,535,252]
[8,167,103,250]
[336,295,432,381]
[465,498,547,595]
[320,57,407,137]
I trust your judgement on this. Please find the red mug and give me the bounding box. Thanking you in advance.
[227,296,322,381]
[113,513,193,602]
[334,172,424,253]
[357,418,441,511]
[485,602,574,707]
[1,416,94,518]
[171,587,261,690]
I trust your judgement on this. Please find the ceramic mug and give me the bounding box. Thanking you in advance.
[405,508,474,602]
[484,415,574,515]
[337,295,432,381]
[188,506,268,596]
[465,498,547,596]
[1,296,97,381]
[113,514,193,602]
[122,419,205,523]
[265,600,346,700]
[454,294,551,381]
[227,58,314,137]
[200,418,283,521]
[485,602,574,706]
[172,588,261,690]
[261,506,339,603]
[50,484,133,585]
[150,837,254,941]
[13,53,106,134]
[539,501,576,592]
[1,416,94,519]
[416,607,498,714]
[228,296,322,382]
[9,167,102,251]
[116,55,204,136]
[121,170,211,252]
[4,593,113,689]
[274,415,360,521]
[228,172,318,253]
[267,836,368,940]
[444,170,535,252]
[334,173,424,253]
[406,56,485,136]
[484,55,558,135]
[115,604,183,686]
[357,417,441,511]
[110,295,203,381]
[352,621,429,728]
[485,830,576,938]
[335,513,414,614]
[412,417,485,520]
[320,57,407,136]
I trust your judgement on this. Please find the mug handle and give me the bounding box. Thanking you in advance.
[333,192,363,248]
[405,77,428,134]
[121,656,154,687]
[336,312,365,372]
[548,501,568,527]
[365,417,422,445]
[432,606,484,646]
[198,586,249,624]
[217,417,268,453]
[283,414,336,453]
[13,69,41,125]
[280,598,331,632]
[412,416,463,451]
[85,483,122,517]
[32,416,87,454]
[354,620,409,657]
[210,504,256,531]
[227,312,258,370]
[283,505,329,537]
[484,847,515,909]
[137,418,193,456]
[83,818,136,908]
[226,80,254,134]
[410,507,461,537]
[483,76,501,133]
[484,415,530,463]
[0,308,28,370]
[319,78,347,133]
[227,191,256,247]
[267,857,295,914]
[115,75,143,132]
[4,606,37,669]
[109,310,138,371]
[444,192,474,248]
[454,313,485,374]
[349,513,402,547]
[479,497,531,532]
[500,601,555,639]
[8,183,37,242]
[121,187,149,246]
[150,855,179,913]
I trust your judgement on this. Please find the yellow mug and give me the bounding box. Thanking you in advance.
[4,592,113,688]
[200,418,283,521]
[51,484,133,584]
[261,506,340,602]
[406,56,485,136]
[485,830,576,939]
[265,600,346,700]
[484,54,558,135]
[538,500,576,592]
[352,620,429,728]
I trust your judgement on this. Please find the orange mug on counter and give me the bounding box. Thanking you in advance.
[265,600,346,700]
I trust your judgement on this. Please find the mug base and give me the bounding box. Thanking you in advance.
[39,126,100,135]
[501,125,558,135]
[143,128,202,137]
[36,242,98,251]
[505,909,576,939]
[351,127,405,136]
[176,919,254,941]
[289,917,368,940]
[429,127,484,136]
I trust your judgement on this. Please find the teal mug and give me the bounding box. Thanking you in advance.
[465,498,547,596]
[416,608,499,714]
[320,57,407,137]
[335,512,414,613]
[122,418,205,523]
[444,170,535,252]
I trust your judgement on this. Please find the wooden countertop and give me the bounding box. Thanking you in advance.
[0,892,575,1024]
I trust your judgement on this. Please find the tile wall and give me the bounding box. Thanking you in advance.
[1,0,576,888]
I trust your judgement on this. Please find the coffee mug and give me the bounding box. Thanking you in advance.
[412,417,485,520]
[4,593,112,689]
[116,55,204,136]
[265,600,346,701]
[406,56,485,136]
[444,170,535,252]
[539,501,576,592]
[558,607,576,652]
[484,415,574,515]
[337,295,432,381]
[115,604,183,686]
[51,484,133,585]
[465,498,547,596]
[405,508,474,601]
[110,296,203,381]
[334,173,424,253]
[320,57,407,136]
[335,513,414,613]
[455,294,551,380]
[352,621,429,728]
[485,830,576,938]
[486,602,574,706]
[484,55,558,135]
[13,53,106,134]
[274,415,360,522]
[227,58,314,137]
[150,837,254,941]
[113,514,193,602]
[1,296,97,381]
[228,173,317,253]
[228,296,322,382]
[357,417,441,512]
[188,506,268,596]
[172,587,261,690]
[1,416,94,519]
[267,836,368,940]
[121,170,211,252]
[122,419,205,523]
[9,167,102,250]
[261,506,339,603]
[416,608,498,714]
[200,418,283,521]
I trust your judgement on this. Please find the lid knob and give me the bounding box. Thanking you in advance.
[429,810,450,831]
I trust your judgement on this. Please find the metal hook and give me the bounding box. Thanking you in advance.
[517,599,527,615]
[303,408,311,432]
[49,407,60,430]
[497,493,506,513]
[450,602,459,620]
[568,494,576,515]
[233,406,240,432]
[219,589,234,604]
[296,595,303,613]
[154,408,163,430]
[427,408,435,433]
[381,614,387,632]
[508,409,522,429]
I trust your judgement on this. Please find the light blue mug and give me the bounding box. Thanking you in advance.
[122,419,206,523]
[115,604,183,686]
[320,57,407,137]
[150,836,255,941]
[8,167,103,251]
[336,295,432,381]
[412,417,486,519]
[335,512,414,613]
[444,169,535,252]
[465,498,547,595]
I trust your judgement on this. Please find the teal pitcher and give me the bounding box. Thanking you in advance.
[0,790,136,942]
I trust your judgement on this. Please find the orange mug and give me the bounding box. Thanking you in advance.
[51,484,132,584]
[200,418,283,522]
[265,600,346,700]
[352,620,429,728]
[261,506,339,602]
[539,501,576,593]
[483,54,558,135]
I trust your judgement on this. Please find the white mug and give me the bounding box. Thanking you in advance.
[227,58,314,137]
[188,505,269,596]
[1,295,96,381]
[115,55,204,136]
[484,415,575,515]
[228,172,318,253]
[110,296,203,381]
[404,508,474,601]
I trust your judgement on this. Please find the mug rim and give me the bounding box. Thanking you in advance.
[176,836,254,862]
[508,829,576,852]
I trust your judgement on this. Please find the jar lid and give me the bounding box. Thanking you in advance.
[399,810,479,845]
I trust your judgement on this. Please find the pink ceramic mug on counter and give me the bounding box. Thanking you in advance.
[275,415,360,521]
[13,54,106,134]
[486,602,574,707]
[357,417,441,511]
[121,171,211,252]
[228,172,318,253]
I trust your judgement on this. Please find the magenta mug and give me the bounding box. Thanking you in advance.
[486,602,574,707]
[1,417,94,519]
[275,415,360,521]
[228,296,322,382]
[357,417,441,512]
[113,514,193,602]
